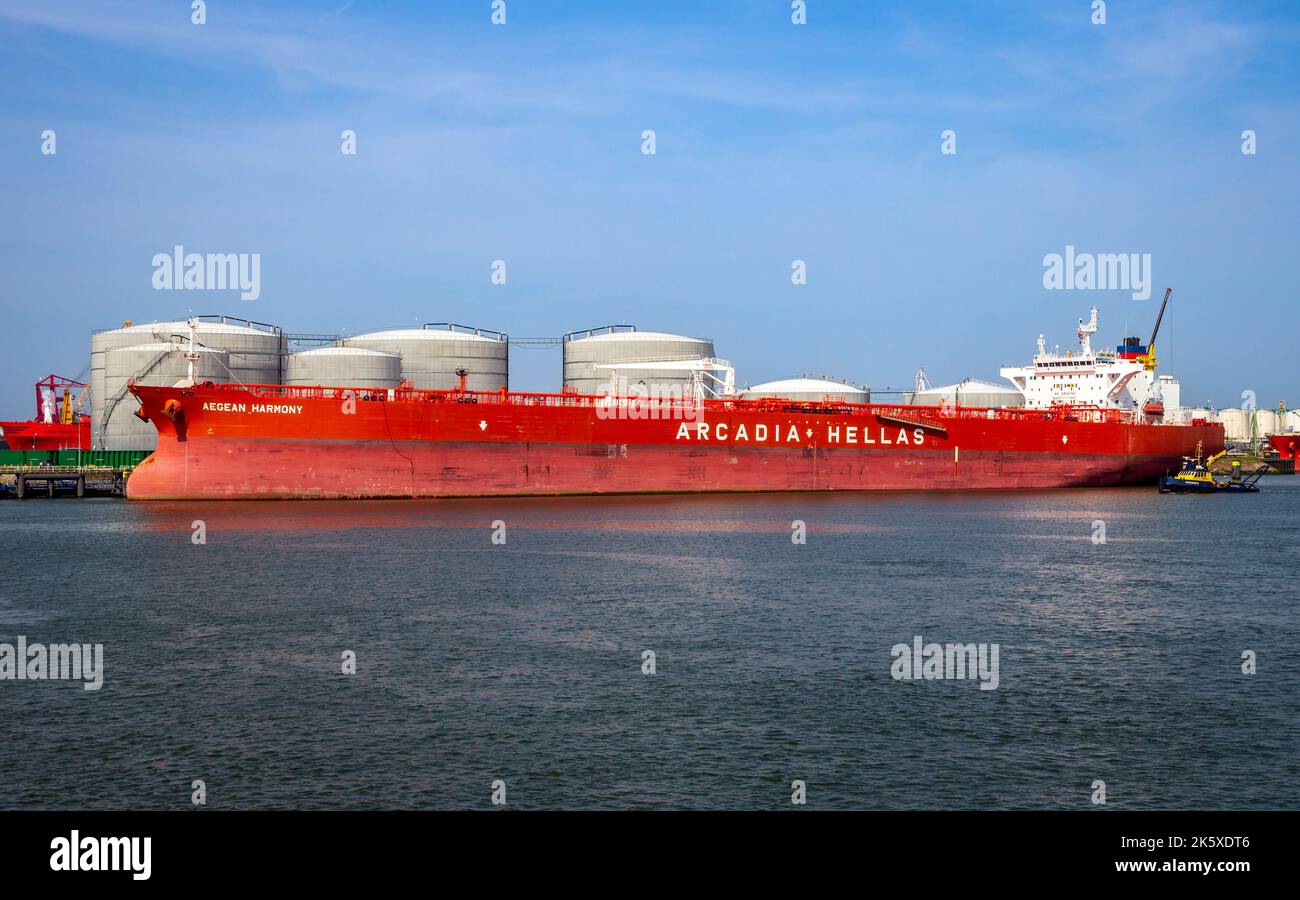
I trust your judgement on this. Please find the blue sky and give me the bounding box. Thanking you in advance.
[1,0,1297,418]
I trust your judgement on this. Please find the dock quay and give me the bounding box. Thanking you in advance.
[0,449,149,499]
[1210,454,1296,476]
[0,465,128,499]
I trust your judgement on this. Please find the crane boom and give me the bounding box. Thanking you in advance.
[1148,287,1172,347]
[1141,287,1172,371]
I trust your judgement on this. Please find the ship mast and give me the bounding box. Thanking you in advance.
[1076,307,1098,356]
[184,315,200,385]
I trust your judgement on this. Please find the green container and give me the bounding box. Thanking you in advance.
[0,450,39,466]
[0,449,151,468]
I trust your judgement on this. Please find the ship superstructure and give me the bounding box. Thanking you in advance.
[1000,290,1176,416]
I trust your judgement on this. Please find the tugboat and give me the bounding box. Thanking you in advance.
[1159,444,1268,494]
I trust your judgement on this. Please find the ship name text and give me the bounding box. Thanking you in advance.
[201,402,304,415]
[675,422,927,446]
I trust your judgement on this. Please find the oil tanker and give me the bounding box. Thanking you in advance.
[123,307,1223,501]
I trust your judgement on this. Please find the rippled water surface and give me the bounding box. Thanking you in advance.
[2,483,1297,809]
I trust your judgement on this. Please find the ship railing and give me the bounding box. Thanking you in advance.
[191,383,1158,424]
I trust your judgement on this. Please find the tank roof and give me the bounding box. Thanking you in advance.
[567,330,708,344]
[746,376,868,393]
[923,378,1023,394]
[95,317,279,336]
[348,328,500,342]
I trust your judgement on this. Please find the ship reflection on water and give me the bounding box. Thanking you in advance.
[132,492,915,535]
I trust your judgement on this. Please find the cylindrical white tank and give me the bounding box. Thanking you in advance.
[101,344,231,449]
[91,317,284,448]
[1285,410,1300,433]
[563,327,714,397]
[742,376,869,403]
[285,346,401,389]
[1216,408,1249,442]
[1249,409,1277,440]
[342,324,507,391]
[909,378,1025,408]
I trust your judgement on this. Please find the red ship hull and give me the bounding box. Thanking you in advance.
[0,418,91,451]
[1269,433,1300,460]
[125,382,1224,501]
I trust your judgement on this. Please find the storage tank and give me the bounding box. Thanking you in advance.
[91,316,284,449]
[909,378,1025,408]
[1176,406,1212,427]
[742,375,869,403]
[563,326,715,397]
[101,344,230,449]
[1252,409,1278,439]
[1216,408,1248,442]
[1284,410,1300,433]
[286,346,401,389]
[342,323,507,391]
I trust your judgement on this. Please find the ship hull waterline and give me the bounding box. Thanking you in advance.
[125,382,1224,501]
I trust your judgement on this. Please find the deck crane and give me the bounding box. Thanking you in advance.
[1140,287,1172,372]
[61,382,91,424]
[32,375,89,425]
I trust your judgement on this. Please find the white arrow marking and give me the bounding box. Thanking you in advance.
[479,420,487,431]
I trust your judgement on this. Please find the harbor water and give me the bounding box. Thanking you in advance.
[2,484,1297,809]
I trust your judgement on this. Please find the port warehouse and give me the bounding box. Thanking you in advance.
[11,312,1296,452]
